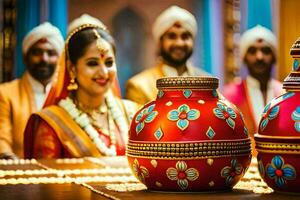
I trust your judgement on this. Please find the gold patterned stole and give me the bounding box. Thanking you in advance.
[36,106,102,157]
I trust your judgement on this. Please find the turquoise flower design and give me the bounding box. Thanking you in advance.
[266,155,296,187]
[166,161,199,190]
[167,104,200,131]
[135,104,158,134]
[213,102,237,129]
[221,159,243,186]
[132,159,149,184]
[282,92,295,100]
[262,102,271,114]
[260,105,280,131]
[292,106,300,133]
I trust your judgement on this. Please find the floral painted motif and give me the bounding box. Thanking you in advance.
[167,104,200,131]
[282,92,295,100]
[221,159,243,186]
[135,104,158,134]
[260,105,280,131]
[292,106,300,133]
[213,102,237,129]
[266,155,296,187]
[262,102,271,115]
[132,159,149,184]
[166,161,199,190]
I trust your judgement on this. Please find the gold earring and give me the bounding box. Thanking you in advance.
[67,73,78,91]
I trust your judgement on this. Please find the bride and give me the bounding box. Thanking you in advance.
[24,23,139,158]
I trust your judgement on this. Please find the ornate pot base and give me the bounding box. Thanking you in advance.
[255,135,300,193]
[127,155,251,192]
[147,188,233,194]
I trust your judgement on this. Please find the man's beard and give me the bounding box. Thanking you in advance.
[28,61,56,82]
[160,47,193,67]
[247,60,273,79]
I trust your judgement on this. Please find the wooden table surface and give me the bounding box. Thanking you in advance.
[0,157,299,200]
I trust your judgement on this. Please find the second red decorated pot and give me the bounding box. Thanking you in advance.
[254,37,300,193]
[127,77,252,192]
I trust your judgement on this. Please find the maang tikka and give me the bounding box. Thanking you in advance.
[93,29,109,57]
[65,25,108,91]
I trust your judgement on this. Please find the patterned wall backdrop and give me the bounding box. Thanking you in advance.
[112,7,146,97]
[224,0,240,84]
[1,0,16,82]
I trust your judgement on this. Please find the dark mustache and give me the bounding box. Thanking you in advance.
[170,46,188,52]
[33,61,52,69]
[254,60,267,66]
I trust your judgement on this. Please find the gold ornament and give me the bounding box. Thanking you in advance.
[66,23,108,59]
[93,29,109,56]
[67,73,78,91]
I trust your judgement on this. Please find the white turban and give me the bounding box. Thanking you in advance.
[22,22,64,55]
[240,25,277,59]
[152,5,197,42]
[68,14,106,35]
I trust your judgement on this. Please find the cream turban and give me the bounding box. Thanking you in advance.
[22,22,64,55]
[152,5,197,42]
[240,25,277,59]
[68,14,106,35]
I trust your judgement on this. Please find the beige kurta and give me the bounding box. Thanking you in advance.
[125,63,209,105]
[0,72,37,157]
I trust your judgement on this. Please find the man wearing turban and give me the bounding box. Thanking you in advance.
[125,5,209,105]
[222,25,282,156]
[0,22,64,159]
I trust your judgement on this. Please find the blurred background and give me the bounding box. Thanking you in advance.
[1,0,300,96]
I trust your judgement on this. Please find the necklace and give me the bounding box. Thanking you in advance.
[77,101,110,136]
[58,91,129,156]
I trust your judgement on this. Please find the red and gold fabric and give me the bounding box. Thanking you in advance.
[24,98,136,159]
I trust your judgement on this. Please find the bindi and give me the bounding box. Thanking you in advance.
[38,38,48,43]
[257,38,264,43]
[174,21,182,28]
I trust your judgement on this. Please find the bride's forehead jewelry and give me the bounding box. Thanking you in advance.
[65,23,108,59]
[93,29,109,58]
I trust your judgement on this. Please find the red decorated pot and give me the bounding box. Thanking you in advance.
[127,77,252,192]
[254,38,300,193]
